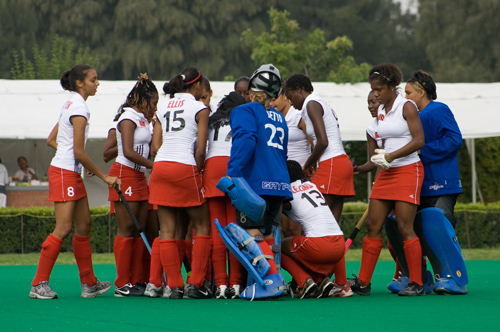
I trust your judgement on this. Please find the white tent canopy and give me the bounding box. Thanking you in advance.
[2,79,500,140]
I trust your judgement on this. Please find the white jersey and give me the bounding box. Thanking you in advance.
[51,92,90,173]
[155,93,207,165]
[206,117,232,159]
[377,93,420,167]
[285,107,310,166]
[116,108,151,173]
[366,118,382,148]
[284,180,343,238]
[301,94,346,162]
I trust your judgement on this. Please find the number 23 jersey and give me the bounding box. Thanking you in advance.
[227,102,292,199]
[155,93,207,165]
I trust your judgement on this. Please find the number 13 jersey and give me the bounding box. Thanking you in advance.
[284,180,343,237]
[155,93,207,165]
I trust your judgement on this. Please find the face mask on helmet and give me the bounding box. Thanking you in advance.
[249,64,282,99]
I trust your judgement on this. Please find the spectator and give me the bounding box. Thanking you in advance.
[15,156,38,181]
[0,157,8,208]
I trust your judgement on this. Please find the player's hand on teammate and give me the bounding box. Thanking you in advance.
[371,149,392,170]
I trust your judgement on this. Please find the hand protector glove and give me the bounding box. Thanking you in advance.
[371,149,392,170]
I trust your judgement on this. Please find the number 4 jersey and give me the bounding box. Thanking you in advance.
[284,180,343,237]
[155,93,207,165]
[227,102,292,199]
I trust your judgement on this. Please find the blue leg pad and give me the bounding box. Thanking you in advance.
[420,208,468,286]
[241,273,285,300]
[216,177,266,222]
[214,219,269,287]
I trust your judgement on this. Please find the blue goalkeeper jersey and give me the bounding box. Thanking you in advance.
[227,102,292,199]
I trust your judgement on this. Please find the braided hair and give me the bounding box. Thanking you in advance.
[114,73,158,121]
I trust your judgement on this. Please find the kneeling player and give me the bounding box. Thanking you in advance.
[281,160,352,298]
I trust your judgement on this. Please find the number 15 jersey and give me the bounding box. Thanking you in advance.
[155,93,207,165]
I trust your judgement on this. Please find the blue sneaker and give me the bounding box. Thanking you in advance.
[241,273,285,301]
[433,275,468,295]
[387,276,409,293]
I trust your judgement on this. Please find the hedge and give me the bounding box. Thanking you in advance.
[0,203,499,254]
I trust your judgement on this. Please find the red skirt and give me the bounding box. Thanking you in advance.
[291,235,345,275]
[48,165,87,202]
[312,154,355,196]
[149,161,206,207]
[370,161,424,205]
[203,156,229,198]
[108,162,148,202]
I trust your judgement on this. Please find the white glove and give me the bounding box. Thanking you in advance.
[371,150,392,170]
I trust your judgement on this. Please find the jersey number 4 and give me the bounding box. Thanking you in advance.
[164,110,186,132]
[265,124,285,150]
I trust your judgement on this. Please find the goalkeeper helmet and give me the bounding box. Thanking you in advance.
[249,64,282,99]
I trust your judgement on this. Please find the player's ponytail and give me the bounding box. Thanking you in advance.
[60,64,93,92]
[163,68,203,98]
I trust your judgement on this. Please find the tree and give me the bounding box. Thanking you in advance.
[277,0,428,80]
[10,35,98,79]
[241,8,370,82]
[416,0,500,82]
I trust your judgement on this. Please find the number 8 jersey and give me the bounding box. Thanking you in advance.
[155,93,207,165]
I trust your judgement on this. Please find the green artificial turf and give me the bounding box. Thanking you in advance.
[2,260,499,332]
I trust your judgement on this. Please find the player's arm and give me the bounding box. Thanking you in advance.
[386,102,425,162]
[354,133,378,174]
[302,100,327,173]
[47,123,59,150]
[298,118,314,150]
[103,128,118,163]
[151,121,163,157]
[119,120,154,168]
[195,108,210,173]
[71,115,120,187]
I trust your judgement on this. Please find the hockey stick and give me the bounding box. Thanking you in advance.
[115,187,152,254]
[344,208,369,253]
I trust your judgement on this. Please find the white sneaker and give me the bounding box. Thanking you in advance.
[215,285,228,299]
[329,283,353,297]
[228,284,241,299]
[29,281,58,299]
[81,280,112,298]
[144,283,163,298]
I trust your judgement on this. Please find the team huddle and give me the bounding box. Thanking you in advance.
[29,62,468,301]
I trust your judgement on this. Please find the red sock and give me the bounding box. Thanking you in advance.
[332,256,347,285]
[358,236,383,285]
[281,254,309,287]
[404,237,423,286]
[228,252,243,286]
[149,238,162,287]
[113,235,134,287]
[387,242,404,279]
[159,239,184,289]
[260,238,278,275]
[176,239,186,269]
[73,234,97,286]
[189,235,211,287]
[131,237,145,285]
[32,234,63,286]
[185,239,193,267]
[212,240,228,286]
